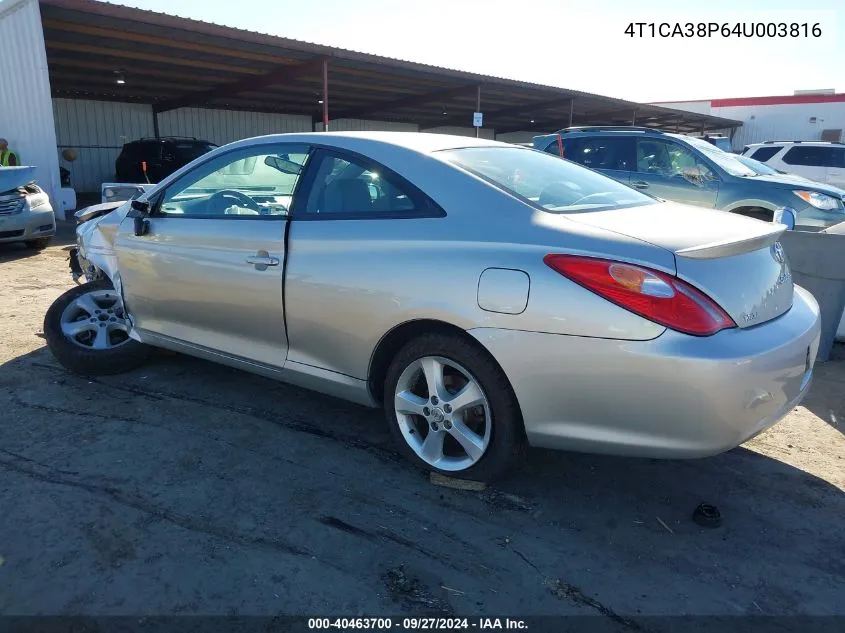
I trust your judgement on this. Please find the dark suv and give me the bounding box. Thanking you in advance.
[533,126,845,228]
[115,137,217,183]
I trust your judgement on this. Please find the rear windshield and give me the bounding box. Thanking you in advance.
[439,146,655,213]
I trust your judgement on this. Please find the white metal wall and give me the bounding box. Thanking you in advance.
[423,126,496,139]
[53,98,155,193]
[0,0,62,214]
[157,108,312,145]
[650,101,713,115]
[319,118,419,133]
[713,102,845,149]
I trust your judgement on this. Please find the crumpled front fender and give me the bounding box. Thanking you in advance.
[76,202,143,342]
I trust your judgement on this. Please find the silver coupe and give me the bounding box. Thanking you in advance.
[45,132,821,481]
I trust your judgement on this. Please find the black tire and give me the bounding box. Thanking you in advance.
[24,237,51,250]
[384,332,524,483]
[43,280,151,376]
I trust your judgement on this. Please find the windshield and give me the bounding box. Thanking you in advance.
[439,146,655,213]
[183,152,306,196]
[734,154,782,175]
[674,135,757,177]
[173,142,217,163]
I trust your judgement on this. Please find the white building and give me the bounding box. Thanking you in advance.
[651,92,845,152]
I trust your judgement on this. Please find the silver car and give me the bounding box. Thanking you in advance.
[44,132,821,481]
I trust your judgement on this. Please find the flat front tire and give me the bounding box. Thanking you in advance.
[43,280,151,375]
[384,332,523,482]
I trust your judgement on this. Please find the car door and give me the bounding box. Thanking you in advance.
[632,138,719,208]
[115,142,311,368]
[780,146,830,184]
[827,147,845,188]
[283,147,445,381]
[559,136,634,185]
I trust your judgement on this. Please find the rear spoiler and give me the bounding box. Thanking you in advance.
[675,224,785,259]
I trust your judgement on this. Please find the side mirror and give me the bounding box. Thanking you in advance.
[128,199,151,236]
[133,215,150,236]
[130,199,150,214]
[773,207,796,230]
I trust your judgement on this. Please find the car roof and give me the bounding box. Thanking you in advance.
[222,131,507,155]
[746,141,842,147]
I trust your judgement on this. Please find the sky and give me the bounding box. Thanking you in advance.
[113,0,841,103]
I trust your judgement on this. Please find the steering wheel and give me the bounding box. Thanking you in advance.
[209,189,261,213]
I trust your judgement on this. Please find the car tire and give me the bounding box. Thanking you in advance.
[24,238,51,250]
[384,332,524,482]
[43,280,151,376]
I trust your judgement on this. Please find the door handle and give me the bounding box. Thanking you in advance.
[245,252,280,271]
[632,180,650,190]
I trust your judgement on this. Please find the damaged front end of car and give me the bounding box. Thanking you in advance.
[69,201,126,284]
[66,199,147,343]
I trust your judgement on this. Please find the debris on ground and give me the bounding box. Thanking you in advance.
[381,566,453,614]
[655,516,675,534]
[692,503,722,528]
[429,472,487,491]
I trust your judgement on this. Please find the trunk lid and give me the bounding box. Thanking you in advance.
[563,201,793,328]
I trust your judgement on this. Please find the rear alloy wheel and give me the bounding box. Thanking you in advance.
[385,333,523,482]
[43,280,151,375]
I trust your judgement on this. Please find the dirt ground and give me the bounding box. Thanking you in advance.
[1,222,843,625]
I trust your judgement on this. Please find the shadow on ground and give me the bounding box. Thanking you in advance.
[0,221,76,264]
[1,344,843,621]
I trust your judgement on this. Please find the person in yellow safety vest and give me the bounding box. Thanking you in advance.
[0,138,19,166]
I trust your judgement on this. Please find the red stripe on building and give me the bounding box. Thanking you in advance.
[711,94,845,107]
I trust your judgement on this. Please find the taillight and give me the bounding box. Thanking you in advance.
[544,254,736,336]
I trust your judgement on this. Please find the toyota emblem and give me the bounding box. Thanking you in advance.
[771,242,785,264]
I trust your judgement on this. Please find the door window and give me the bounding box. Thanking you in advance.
[302,151,439,217]
[830,148,845,168]
[782,146,835,167]
[158,144,310,218]
[636,139,715,181]
[558,137,635,171]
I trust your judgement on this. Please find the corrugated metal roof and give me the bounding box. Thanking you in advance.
[37,0,742,134]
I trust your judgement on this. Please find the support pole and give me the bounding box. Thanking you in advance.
[701,121,706,136]
[475,85,481,138]
[322,59,329,132]
[152,108,160,139]
[568,99,574,128]
[631,108,637,126]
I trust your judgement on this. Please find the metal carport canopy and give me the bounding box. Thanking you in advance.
[39,0,741,135]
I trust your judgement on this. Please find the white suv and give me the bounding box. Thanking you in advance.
[742,141,845,189]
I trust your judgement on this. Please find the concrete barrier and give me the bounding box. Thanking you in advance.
[780,227,845,361]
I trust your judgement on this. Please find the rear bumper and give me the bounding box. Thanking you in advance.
[0,209,56,243]
[469,286,821,458]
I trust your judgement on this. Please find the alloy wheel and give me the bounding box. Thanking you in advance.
[59,289,131,350]
[394,355,491,471]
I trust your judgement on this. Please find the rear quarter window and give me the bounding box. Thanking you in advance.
[750,146,782,162]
